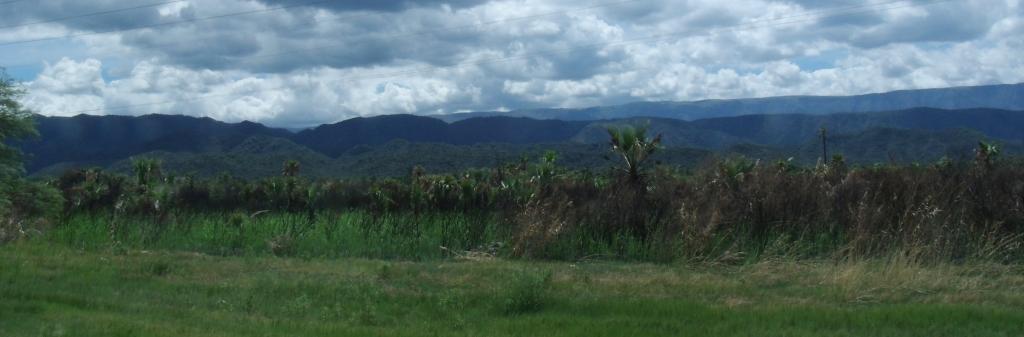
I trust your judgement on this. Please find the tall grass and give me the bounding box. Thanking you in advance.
[29,157,1024,263]
[49,211,506,260]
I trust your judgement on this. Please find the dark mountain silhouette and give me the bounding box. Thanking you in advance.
[568,108,1024,150]
[16,107,1024,176]
[292,115,588,156]
[292,114,450,157]
[793,128,994,164]
[18,114,290,172]
[446,117,589,144]
[687,107,1024,146]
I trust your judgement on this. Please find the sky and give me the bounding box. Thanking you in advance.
[1,0,1022,128]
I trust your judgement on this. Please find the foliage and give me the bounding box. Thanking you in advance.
[0,69,42,216]
[5,245,1024,336]
[976,141,1000,169]
[282,159,300,177]
[131,157,163,186]
[0,69,62,242]
[500,270,552,315]
[39,153,1024,263]
[606,125,661,182]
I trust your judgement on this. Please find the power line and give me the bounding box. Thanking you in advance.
[0,1,188,30]
[45,0,956,115]
[0,0,342,47]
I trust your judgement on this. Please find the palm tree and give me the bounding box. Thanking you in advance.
[282,160,301,177]
[607,125,661,182]
[131,158,162,186]
[975,141,999,169]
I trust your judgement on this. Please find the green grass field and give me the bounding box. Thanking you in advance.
[3,243,1023,337]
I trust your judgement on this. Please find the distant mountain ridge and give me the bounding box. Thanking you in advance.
[19,107,1024,177]
[15,82,1024,176]
[18,114,290,172]
[293,115,589,156]
[437,82,1024,122]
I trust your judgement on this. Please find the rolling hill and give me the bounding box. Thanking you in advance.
[18,114,290,172]
[14,83,1024,178]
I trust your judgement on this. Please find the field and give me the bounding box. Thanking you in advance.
[3,128,1024,336]
[3,243,1024,337]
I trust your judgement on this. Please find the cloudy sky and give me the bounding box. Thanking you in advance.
[1,0,1021,128]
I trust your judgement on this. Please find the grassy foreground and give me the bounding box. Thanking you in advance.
[2,244,1023,336]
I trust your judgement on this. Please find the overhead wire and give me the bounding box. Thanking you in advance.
[0,0,189,30]
[0,0,644,69]
[0,0,344,47]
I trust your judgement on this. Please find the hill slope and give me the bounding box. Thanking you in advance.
[17,108,1024,177]
[292,115,588,157]
[18,114,290,172]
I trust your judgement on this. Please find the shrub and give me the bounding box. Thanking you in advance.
[500,269,553,315]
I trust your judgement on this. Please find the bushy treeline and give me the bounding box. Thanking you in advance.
[0,70,62,243]
[45,148,1024,263]
[54,157,551,215]
[1,65,1020,262]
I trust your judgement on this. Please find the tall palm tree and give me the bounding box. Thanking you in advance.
[131,158,162,186]
[282,160,301,177]
[975,141,999,169]
[607,125,661,182]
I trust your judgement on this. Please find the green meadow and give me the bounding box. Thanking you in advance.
[3,242,1024,337]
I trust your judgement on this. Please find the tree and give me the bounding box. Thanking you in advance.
[975,141,999,169]
[282,159,301,177]
[0,68,60,225]
[0,69,36,179]
[607,125,661,183]
[131,157,163,186]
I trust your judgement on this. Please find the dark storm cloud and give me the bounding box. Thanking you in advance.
[846,3,999,48]
[121,29,264,70]
[9,0,995,76]
[0,0,165,31]
[753,1,1002,52]
[85,1,490,72]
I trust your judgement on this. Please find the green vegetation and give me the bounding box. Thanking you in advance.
[49,211,506,260]
[2,76,1024,336]
[24,148,1020,263]
[25,108,1024,179]
[2,243,1023,336]
[0,69,61,243]
[607,124,661,182]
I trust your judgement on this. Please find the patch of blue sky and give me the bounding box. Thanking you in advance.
[0,39,95,80]
[2,64,41,80]
[791,48,847,71]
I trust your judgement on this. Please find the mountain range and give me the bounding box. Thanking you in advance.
[437,82,1024,121]
[14,83,1024,178]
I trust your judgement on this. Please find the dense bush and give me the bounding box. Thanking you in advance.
[46,151,1024,263]
[0,69,63,243]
